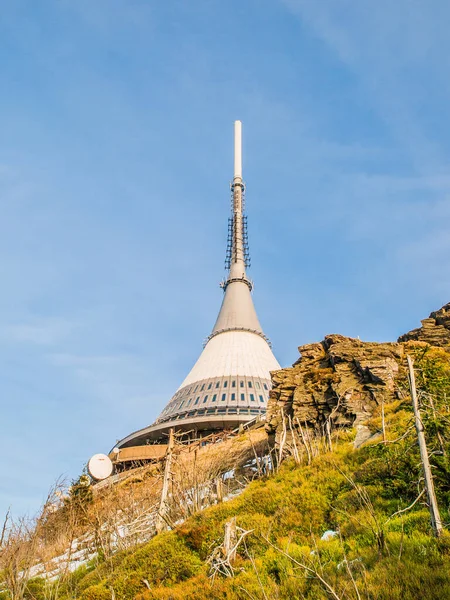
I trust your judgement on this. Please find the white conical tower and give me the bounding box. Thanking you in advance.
[117,122,280,447]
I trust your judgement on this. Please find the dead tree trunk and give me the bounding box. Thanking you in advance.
[156,428,175,533]
[215,477,223,503]
[296,418,312,465]
[407,355,443,538]
[223,518,237,563]
[193,448,200,512]
[288,414,301,463]
[278,410,287,467]
[325,419,332,451]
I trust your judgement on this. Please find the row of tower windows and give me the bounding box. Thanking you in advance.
[187,380,268,394]
[157,405,266,426]
[176,393,266,411]
[162,377,271,418]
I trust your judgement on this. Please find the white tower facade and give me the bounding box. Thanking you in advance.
[117,122,280,447]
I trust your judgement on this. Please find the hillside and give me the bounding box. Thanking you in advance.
[2,305,450,599]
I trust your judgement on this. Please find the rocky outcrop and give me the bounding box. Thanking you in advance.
[398,303,450,350]
[266,303,450,449]
[266,335,403,442]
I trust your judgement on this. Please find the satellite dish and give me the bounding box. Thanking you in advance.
[88,453,113,481]
[112,447,120,454]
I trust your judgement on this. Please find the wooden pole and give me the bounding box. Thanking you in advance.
[156,428,175,533]
[407,356,443,537]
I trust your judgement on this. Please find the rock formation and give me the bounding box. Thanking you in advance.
[266,335,403,445]
[398,303,450,350]
[266,303,450,448]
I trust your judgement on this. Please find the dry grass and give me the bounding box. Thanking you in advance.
[0,425,272,598]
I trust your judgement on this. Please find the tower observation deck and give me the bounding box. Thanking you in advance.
[115,122,281,448]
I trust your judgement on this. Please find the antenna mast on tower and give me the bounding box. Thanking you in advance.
[226,121,250,275]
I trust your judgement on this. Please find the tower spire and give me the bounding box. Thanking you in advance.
[210,121,265,340]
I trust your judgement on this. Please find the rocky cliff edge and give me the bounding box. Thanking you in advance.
[266,303,450,446]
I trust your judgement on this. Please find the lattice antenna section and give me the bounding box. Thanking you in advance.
[242,215,251,268]
[225,216,233,270]
[224,182,251,269]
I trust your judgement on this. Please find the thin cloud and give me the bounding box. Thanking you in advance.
[1,317,76,346]
[281,0,450,174]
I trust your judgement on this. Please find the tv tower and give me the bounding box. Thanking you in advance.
[116,122,280,448]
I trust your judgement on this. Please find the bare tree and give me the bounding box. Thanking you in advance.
[407,355,443,538]
[207,518,252,580]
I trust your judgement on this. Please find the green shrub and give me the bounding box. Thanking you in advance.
[80,582,111,600]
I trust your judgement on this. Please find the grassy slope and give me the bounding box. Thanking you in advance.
[17,346,450,599]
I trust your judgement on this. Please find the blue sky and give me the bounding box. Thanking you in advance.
[1,0,450,518]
